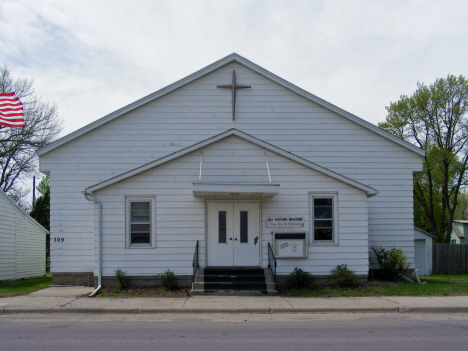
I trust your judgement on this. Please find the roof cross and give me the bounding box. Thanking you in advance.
[217,70,251,121]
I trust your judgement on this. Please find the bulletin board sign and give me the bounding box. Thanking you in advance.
[274,232,307,258]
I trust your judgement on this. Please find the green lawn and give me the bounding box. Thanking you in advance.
[283,278,468,298]
[2,274,467,299]
[0,273,52,298]
[420,275,468,284]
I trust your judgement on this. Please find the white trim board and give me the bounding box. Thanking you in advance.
[85,128,378,196]
[37,53,425,158]
[193,183,280,197]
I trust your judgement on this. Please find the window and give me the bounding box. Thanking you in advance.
[240,211,248,243]
[219,211,227,243]
[310,194,338,244]
[126,197,155,247]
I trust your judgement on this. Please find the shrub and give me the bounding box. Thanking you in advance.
[160,270,178,290]
[370,246,411,281]
[330,264,358,287]
[285,267,314,290]
[114,269,129,293]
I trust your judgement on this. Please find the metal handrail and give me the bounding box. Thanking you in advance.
[267,242,277,286]
[192,240,199,282]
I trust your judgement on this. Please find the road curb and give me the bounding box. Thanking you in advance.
[397,306,468,313]
[2,306,468,314]
[3,307,53,314]
[269,307,399,313]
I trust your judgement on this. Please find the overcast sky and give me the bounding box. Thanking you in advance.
[1,0,467,137]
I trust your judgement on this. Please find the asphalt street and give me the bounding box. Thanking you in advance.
[1,313,468,351]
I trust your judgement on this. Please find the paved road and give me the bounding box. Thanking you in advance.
[1,313,468,350]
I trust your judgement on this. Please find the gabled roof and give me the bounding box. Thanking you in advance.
[452,223,465,238]
[0,190,49,234]
[414,227,437,239]
[37,53,425,157]
[85,129,378,196]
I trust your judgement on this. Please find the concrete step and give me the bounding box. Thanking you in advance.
[190,267,277,296]
[193,281,276,291]
[190,289,278,296]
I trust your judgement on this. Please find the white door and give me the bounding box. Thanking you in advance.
[207,202,260,267]
[414,239,426,275]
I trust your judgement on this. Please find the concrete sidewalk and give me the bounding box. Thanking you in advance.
[1,287,468,314]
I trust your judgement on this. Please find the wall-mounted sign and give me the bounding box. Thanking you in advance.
[273,232,308,258]
[267,216,304,228]
[276,240,306,257]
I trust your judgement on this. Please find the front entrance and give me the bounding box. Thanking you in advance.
[207,201,260,266]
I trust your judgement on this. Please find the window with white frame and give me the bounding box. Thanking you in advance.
[311,194,338,244]
[126,197,155,247]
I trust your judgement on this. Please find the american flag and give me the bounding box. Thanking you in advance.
[0,92,24,127]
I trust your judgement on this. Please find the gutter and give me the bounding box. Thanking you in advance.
[82,191,102,297]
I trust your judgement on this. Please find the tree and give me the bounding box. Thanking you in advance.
[36,174,50,197]
[30,175,50,231]
[454,191,468,220]
[379,75,468,243]
[30,175,50,257]
[0,66,62,197]
[8,186,32,212]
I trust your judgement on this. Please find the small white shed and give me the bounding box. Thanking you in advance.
[414,227,435,276]
[0,190,48,281]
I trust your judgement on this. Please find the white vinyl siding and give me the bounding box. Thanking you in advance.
[0,192,16,280]
[91,136,369,276]
[414,240,425,274]
[414,228,433,275]
[0,191,47,281]
[39,62,422,275]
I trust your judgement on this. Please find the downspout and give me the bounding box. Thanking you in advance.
[82,191,102,297]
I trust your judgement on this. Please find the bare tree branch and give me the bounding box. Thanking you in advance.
[0,65,62,196]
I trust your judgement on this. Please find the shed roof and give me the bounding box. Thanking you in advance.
[37,53,425,158]
[414,227,437,239]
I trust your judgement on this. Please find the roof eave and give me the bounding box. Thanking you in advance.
[414,226,437,239]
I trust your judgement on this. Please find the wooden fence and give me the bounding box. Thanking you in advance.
[432,243,468,275]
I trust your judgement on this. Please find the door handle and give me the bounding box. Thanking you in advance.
[230,238,232,240]
[235,238,238,241]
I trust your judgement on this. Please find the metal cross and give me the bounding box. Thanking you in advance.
[217,70,251,121]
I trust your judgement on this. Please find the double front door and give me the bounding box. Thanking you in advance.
[207,202,260,266]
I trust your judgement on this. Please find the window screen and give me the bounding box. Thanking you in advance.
[130,201,151,244]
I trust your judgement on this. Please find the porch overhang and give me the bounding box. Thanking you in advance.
[193,182,280,198]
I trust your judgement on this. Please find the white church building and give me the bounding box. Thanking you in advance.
[37,54,424,293]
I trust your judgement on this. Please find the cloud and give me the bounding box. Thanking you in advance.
[0,0,467,135]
